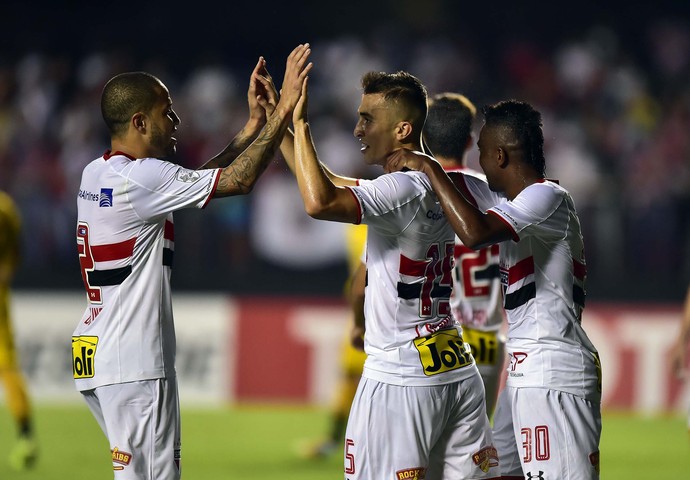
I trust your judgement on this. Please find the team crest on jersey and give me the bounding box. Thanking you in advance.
[396,467,426,479]
[112,447,132,470]
[99,188,113,207]
[176,170,201,183]
[472,446,499,472]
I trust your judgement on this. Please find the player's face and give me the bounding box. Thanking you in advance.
[354,93,400,166]
[147,85,180,159]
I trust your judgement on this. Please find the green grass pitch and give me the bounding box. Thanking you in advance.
[0,405,687,479]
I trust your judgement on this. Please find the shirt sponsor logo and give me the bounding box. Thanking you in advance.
[78,189,99,202]
[176,170,201,183]
[472,446,499,473]
[426,209,444,220]
[112,447,132,470]
[99,188,113,207]
[72,336,98,379]
[396,467,426,479]
[414,328,473,376]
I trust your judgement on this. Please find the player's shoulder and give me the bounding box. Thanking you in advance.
[524,179,568,201]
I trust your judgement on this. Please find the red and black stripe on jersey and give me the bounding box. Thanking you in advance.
[502,256,587,310]
[82,219,175,287]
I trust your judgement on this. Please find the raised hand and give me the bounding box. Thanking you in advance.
[293,76,309,125]
[247,57,271,124]
[253,58,279,117]
[276,44,312,114]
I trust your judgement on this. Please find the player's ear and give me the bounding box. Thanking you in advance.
[395,121,413,142]
[497,146,508,167]
[132,113,146,132]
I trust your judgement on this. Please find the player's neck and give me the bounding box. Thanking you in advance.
[435,156,465,171]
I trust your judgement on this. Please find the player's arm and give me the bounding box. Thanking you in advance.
[210,44,312,198]
[386,149,512,249]
[671,285,690,378]
[292,77,360,223]
[199,57,273,170]
[251,71,358,188]
[348,261,366,351]
[280,129,358,187]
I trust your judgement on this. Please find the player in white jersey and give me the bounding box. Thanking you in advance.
[73,45,312,480]
[283,68,499,479]
[424,93,505,418]
[387,100,602,479]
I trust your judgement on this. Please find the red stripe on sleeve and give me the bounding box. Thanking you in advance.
[345,187,363,224]
[201,169,222,209]
[164,220,175,241]
[508,256,534,285]
[91,238,136,262]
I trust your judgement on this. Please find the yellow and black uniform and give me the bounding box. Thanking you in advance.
[307,223,367,458]
[0,190,38,470]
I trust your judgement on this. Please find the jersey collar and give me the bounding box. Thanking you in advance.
[103,150,136,161]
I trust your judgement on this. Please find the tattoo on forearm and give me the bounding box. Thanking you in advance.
[217,113,284,194]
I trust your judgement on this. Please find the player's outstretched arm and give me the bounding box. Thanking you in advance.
[212,44,312,197]
[386,149,511,249]
[252,71,357,188]
[292,76,360,223]
[199,57,273,170]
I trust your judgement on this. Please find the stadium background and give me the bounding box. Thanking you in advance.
[1,0,690,478]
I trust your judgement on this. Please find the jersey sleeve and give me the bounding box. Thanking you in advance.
[347,172,423,236]
[126,159,221,221]
[488,182,564,240]
[455,172,502,213]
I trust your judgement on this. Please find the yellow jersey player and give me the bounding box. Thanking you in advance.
[0,190,38,470]
[307,223,368,457]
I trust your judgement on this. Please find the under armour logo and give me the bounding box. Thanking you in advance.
[526,471,545,480]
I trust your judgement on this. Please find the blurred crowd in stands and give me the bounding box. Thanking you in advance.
[0,14,688,300]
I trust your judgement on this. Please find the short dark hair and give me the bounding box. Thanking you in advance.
[482,100,546,177]
[361,71,428,128]
[424,93,476,159]
[101,72,164,137]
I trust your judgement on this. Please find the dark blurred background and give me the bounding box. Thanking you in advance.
[1,0,689,300]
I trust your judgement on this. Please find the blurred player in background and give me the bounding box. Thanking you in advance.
[671,284,690,437]
[306,223,368,458]
[0,190,38,471]
[423,93,505,418]
[72,45,311,479]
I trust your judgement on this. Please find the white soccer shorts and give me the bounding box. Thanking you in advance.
[82,377,181,480]
[344,374,500,480]
[492,386,601,480]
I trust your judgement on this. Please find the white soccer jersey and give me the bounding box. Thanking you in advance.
[446,167,503,332]
[72,151,220,391]
[348,171,478,387]
[459,175,601,401]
